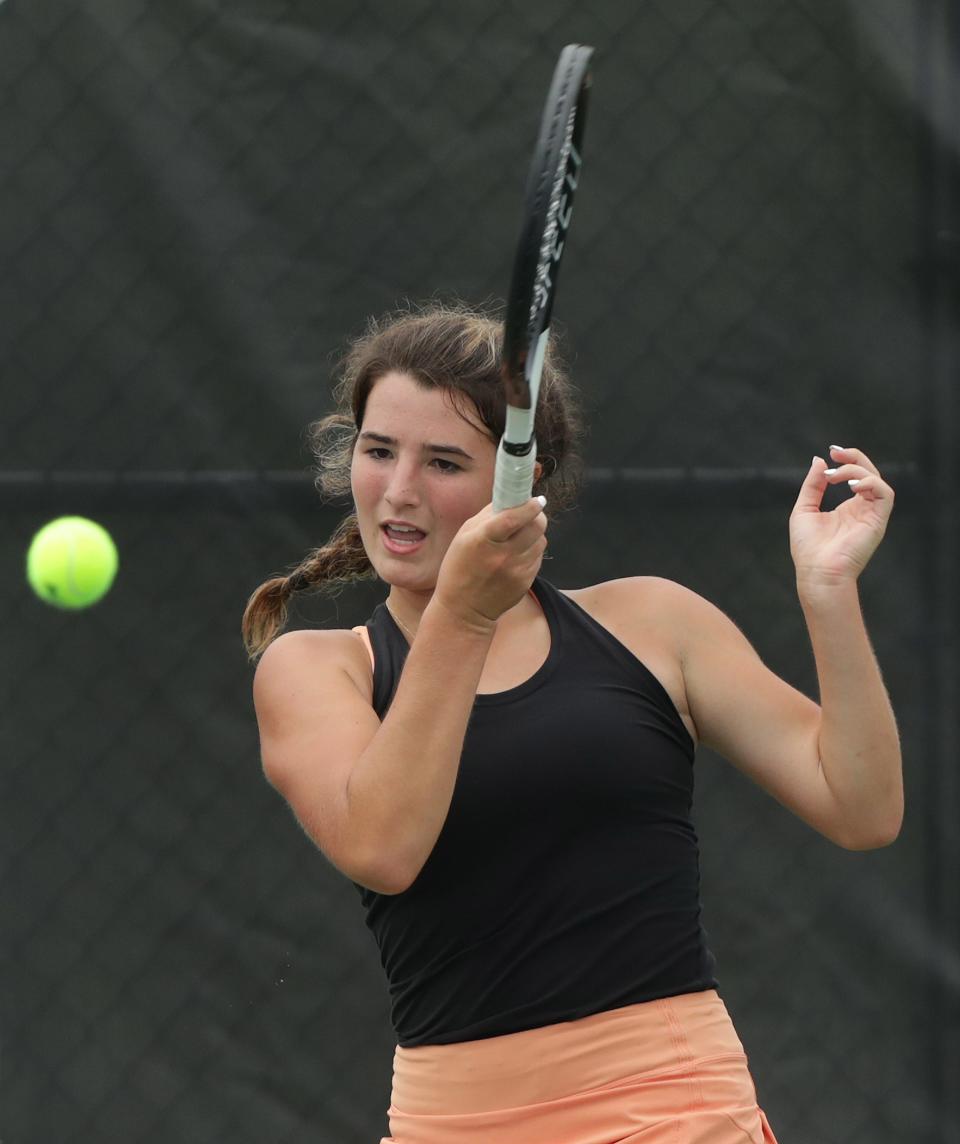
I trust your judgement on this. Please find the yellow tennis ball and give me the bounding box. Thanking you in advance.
[26,516,118,610]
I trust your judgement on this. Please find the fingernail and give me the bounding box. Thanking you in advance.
[824,468,837,476]
[848,479,860,487]
[537,495,547,507]
[829,444,845,452]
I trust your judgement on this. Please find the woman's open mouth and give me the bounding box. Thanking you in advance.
[381,523,427,554]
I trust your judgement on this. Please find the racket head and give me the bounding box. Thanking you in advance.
[501,44,593,414]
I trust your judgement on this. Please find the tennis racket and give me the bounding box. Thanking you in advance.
[493,43,594,512]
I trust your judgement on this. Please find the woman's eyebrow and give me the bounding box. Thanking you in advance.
[359,431,474,460]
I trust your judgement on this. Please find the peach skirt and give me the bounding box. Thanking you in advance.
[380,990,778,1144]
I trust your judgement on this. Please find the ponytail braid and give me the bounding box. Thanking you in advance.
[241,514,374,661]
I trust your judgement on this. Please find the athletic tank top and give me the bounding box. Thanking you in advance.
[357,576,717,1047]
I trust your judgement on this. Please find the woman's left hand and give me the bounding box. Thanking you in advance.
[789,445,895,592]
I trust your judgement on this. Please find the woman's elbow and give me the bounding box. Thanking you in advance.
[835,811,903,851]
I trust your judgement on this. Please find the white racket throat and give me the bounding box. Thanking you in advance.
[503,405,535,444]
[526,327,549,413]
[502,329,549,445]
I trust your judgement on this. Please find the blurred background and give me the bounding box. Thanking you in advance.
[2,1,957,1141]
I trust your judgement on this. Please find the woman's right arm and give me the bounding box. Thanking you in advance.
[253,497,547,894]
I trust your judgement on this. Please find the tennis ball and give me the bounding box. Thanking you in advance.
[26,516,118,610]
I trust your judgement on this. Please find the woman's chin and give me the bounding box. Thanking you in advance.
[373,559,436,594]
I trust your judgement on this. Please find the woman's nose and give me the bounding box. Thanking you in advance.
[384,460,421,508]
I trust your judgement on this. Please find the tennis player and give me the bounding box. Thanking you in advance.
[243,303,902,1144]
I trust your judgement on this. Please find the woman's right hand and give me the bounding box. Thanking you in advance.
[433,497,548,631]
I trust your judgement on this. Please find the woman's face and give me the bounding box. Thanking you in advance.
[351,371,498,594]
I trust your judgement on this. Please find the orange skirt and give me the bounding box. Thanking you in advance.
[380,990,778,1144]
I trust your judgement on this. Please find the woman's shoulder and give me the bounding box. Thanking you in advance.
[562,576,747,667]
[559,576,725,662]
[253,626,374,704]
[561,575,705,618]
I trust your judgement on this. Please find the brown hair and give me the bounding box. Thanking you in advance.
[241,301,584,660]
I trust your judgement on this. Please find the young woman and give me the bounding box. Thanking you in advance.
[243,304,902,1144]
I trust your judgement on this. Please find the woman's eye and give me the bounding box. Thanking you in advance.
[363,448,459,473]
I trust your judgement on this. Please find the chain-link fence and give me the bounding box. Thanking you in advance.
[2,1,957,1141]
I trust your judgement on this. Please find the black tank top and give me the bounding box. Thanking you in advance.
[358,576,717,1047]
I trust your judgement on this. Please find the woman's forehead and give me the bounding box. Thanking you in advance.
[362,372,491,443]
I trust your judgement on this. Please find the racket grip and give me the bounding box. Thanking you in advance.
[492,437,537,511]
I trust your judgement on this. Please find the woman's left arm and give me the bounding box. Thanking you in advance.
[677,445,902,850]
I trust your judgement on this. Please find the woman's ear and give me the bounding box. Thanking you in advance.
[534,460,543,482]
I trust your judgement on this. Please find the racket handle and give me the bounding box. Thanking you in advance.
[492,437,537,511]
